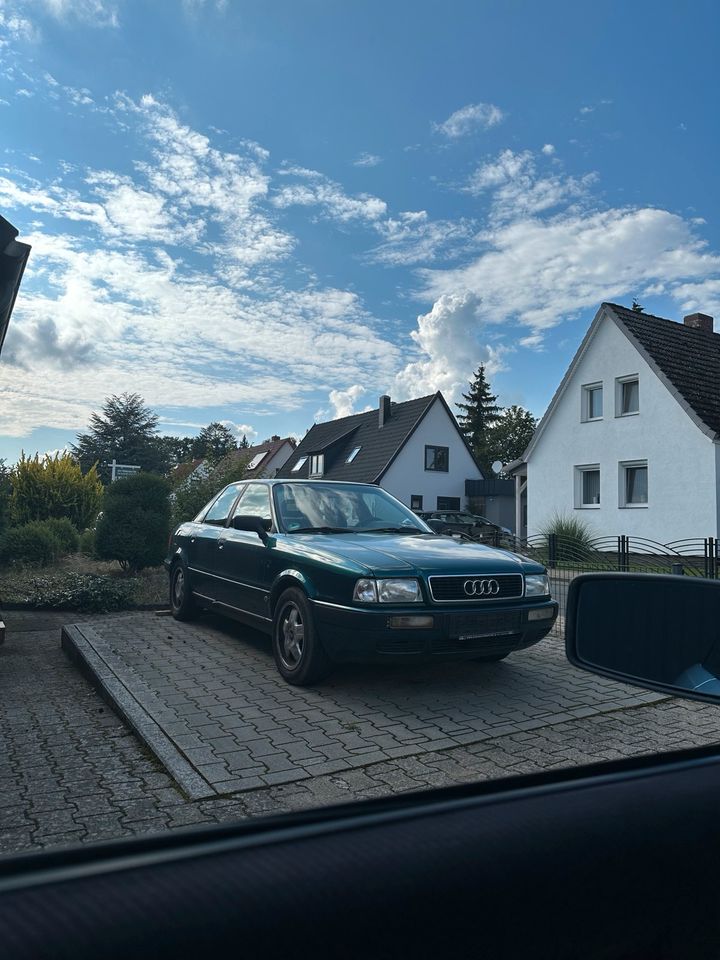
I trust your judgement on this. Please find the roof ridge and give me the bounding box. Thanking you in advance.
[605,302,720,338]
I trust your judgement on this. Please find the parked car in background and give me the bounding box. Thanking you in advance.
[166,479,557,685]
[417,510,513,546]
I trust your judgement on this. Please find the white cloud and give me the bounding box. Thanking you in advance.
[434,102,504,138]
[353,152,382,168]
[369,210,476,266]
[466,148,594,221]
[541,144,555,155]
[35,0,119,27]
[421,208,720,336]
[327,384,367,419]
[272,166,387,224]
[393,292,507,403]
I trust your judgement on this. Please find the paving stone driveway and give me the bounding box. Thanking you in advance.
[64,611,667,798]
[4,608,720,857]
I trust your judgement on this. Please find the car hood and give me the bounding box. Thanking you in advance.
[276,532,536,577]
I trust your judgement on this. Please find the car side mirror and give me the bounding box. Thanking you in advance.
[232,515,272,542]
[566,573,720,703]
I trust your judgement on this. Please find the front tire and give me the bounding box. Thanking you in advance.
[170,562,197,621]
[272,588,331,686]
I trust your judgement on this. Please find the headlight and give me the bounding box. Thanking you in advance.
[525,574,550,597]
[378,578,422,603]
[353,578,422,603]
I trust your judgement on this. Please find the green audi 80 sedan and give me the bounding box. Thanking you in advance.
[166,479,558,685]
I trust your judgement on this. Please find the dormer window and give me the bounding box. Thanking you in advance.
[581,383,603,421]
[346,446,361,463]
[309,454,324,477]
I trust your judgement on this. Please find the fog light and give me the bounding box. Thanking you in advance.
[528,607,555,621]
[388,616,435,629]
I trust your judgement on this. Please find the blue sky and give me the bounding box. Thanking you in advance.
[1,0,719,463]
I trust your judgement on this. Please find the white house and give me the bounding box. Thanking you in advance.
[223,436,297,479]
[277,393,484,512]
[515,302,720,542]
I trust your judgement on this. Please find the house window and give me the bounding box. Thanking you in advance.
[246,452,265,470]
[437,496,461,511]
[425,445,449,472]
[620,460,648,507]
[410,494,423,511]
[291,456,307,473]
[616,376,639,416]
[575,465,601,508]
[309,454,324,477]
[346,446,361,463]
[581,383,603,421]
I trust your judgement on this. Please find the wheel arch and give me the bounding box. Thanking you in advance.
[269,570,315,614]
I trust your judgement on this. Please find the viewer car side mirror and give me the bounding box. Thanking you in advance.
[231,515,272,541]
[566,573,720,703]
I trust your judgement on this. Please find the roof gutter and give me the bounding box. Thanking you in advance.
[0,215,31,358]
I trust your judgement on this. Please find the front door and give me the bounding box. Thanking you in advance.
[190,483,245,601]
[214,483,274,623]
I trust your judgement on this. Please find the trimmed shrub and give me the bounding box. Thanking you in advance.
[0,522,62,566]
[79,528,96,557]
[44,517,80,555]
[95,472,170,573]
[11,452,103,530]
[14,572,136,612]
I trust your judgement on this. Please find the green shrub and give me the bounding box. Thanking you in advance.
[95,472,170,573]
[44,517,80,554]
[14,572,136,612]
[0,522,62,566]
[11,452,103,530]
[79,528,96,557]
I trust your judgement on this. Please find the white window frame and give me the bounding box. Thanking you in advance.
[309,453,324,478]
[615,375,639,417]
[581,383,603,422]
[574,464,601,509]
[619,459,648,508]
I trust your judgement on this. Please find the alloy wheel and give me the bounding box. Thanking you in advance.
[278,603,305,670]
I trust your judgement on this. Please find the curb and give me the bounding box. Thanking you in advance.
[61,623,216,801]
[0,602,168,612]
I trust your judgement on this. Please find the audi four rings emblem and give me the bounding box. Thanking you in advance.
[463,579,500,596]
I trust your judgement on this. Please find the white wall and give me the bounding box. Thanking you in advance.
[258,441,295,478]
[527,314,718,541]
[381,397,483,510]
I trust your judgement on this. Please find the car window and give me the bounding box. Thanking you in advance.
[202,484,244,524]
[234,483,272,522]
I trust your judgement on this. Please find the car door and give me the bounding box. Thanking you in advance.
[188,484,245,602]
[213,482,275,622]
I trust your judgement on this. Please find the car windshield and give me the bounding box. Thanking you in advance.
[274,482,430,533]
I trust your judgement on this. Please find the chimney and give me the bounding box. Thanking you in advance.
[271,435,280,442]
[684,312,714,333]
[379,395,391,428]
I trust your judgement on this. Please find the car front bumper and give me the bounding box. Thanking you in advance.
[310,597,559,663]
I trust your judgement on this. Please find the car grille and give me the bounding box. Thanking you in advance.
[428,574,523,602]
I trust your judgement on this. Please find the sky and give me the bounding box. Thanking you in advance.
[0,0,719,464]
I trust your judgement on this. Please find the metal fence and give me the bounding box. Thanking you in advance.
[470,531,720,625]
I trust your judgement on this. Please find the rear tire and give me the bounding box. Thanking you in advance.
[170,562,197,621]
[272,588,331,686]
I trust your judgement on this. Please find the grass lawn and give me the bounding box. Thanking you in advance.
[0,553,168,609]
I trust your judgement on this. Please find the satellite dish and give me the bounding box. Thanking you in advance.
[491,460,503,475]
